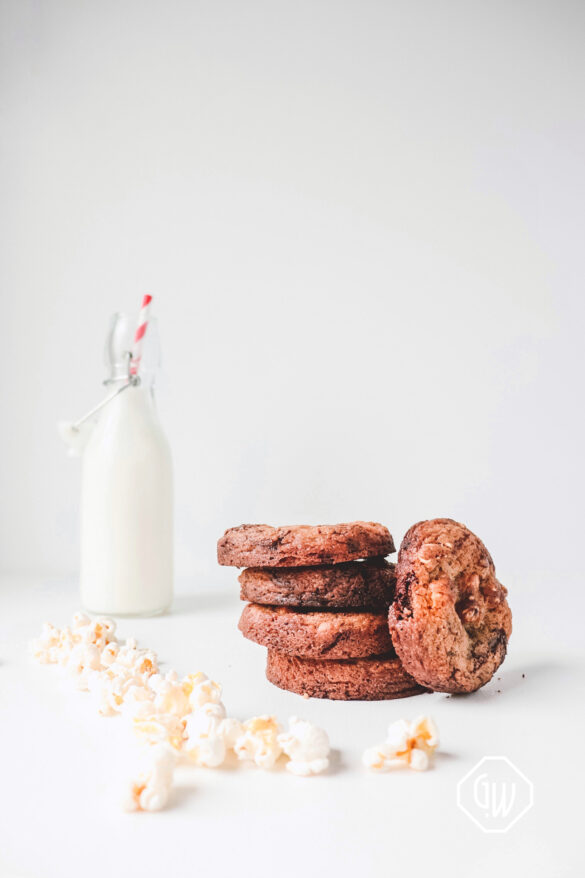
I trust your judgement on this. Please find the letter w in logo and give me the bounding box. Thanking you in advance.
[473,772,517,818]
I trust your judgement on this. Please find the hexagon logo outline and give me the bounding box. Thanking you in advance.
[457,756,534,833]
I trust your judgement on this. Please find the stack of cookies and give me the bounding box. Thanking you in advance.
[217,522,427,700]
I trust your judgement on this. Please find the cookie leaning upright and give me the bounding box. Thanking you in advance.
[388,518,512,694]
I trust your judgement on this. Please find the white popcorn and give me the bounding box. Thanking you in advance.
[218,716,244,749]
[185,673,223,711]
[114,639,158,677]
[408,747,431,771]
[278,717,330,776]
[150,673,191,718]
[71,612,91,630]
[133,712,185,752]
[145,672,163,692]
[55,628,78,666]
[363,716,439,772]
[187,734,225,769]
[30,623,63,664]
[79,638,160,716]
[118,682,156,718]
[87,672,124,716]
[196,701,227,722]
[65,642,103,690]
[181,671,207,693]
[362,744,404,772]
[89,664,152,717]
[31,613,117,667]
[33,624,79,666]
[80,617,117,651]
[184,702,228,768]
[32,612,336,814]
[100,641,119,667]
[233,716,283,769]
[123,746,177,813]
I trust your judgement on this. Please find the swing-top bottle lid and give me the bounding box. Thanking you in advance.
[104,312,160,385]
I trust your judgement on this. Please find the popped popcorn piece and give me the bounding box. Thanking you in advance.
[88,664,155,717]
[181,671,207,695]
[30,623,63,664]
[186,675,223,711]
[87,671,126,717]
[101,641,119,667]
[363,716,439,772]
[118,682,156,718]
[233,716,282,769]
[133,712,186,752]
[184,702,227,767]
[218,716,244,750]
[54,627,78,666]
[123,746,177,812]
[409,715,439,750]
[71,612,91,630]
[197,701,226,722]
[79,617,117,650]
[150,673,191,718]
[65,642,102,690]
[114,639,158,677]
[362,743,404,772]
[278,717,330,776]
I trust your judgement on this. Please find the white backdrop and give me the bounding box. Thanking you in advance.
[1,6,584,878]
[1,0,584,593]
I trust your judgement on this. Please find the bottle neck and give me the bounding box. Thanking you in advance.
[103,378,156,411]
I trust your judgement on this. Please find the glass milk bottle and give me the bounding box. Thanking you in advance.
[80,312,173,615]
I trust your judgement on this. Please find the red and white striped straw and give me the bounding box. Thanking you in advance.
[130,294,153,376]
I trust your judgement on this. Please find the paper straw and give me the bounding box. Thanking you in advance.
[130,294,152,376]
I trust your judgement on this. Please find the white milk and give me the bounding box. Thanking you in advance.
[80,381,173,616]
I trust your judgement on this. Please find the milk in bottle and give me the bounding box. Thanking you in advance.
[80,310,173,615]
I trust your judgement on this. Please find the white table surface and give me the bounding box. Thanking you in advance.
[1,573,583,878]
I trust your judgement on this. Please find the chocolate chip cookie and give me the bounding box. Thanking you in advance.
[239,603,393,659]
[388,518,512,693]
[266,650,427,701]
[217,522,395,568]
[238,558,396,609]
